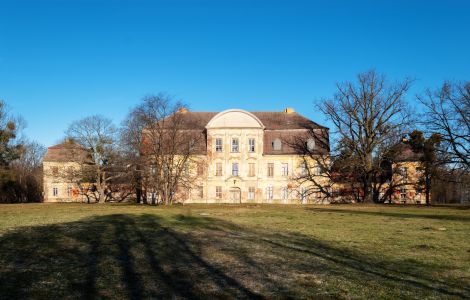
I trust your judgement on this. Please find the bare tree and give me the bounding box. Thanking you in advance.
[132,94,205,205]
[65,115,119,203]
[286,126,333,202]
[418,81,470,171]
[120,105,149,203]
[318,70,413,203]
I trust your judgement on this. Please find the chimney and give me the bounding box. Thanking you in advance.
[178,107,188,114]
[284,107,295,114]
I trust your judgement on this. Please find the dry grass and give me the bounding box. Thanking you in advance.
[0,203,469,299]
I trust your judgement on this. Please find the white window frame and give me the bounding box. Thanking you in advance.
[282,187,288,201]
[267,163,274,177]
[215,162,222,176]
[232,162,239,176]
[248,138,255,152]
[281,163,289,176]
[248,163,256,177]
[215,138,223,152]
[216,186,222,199]
[266,185,273,200]
[248,187,255,200]
[231,138,239,152]
[53,187,58,197]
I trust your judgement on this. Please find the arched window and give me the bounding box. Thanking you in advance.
[307,138,315,151]
[272,138,282,151]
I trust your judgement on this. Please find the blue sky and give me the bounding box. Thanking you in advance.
[1,0,469,146]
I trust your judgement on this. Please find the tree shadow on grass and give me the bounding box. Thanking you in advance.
[306,207,470,222]
[0,213,468,299]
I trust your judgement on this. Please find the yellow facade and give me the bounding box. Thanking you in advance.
[182,109,328,204]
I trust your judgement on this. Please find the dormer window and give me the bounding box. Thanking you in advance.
[272,138,282,151]
[307,138,315,151]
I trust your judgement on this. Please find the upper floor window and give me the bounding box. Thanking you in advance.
[307,138,315,151]
[197,163,204,176]
[399,167,408,179]
[215,162,222,176]
[51,166,59,176]
[300,162,308,176]
[215,138,223,152]
[272,138,282,151]
[232,162,239,176]
[248,163,256,177]
[281,163,289,176]
[231,138,239,152]
[267,163,274,177]
[314,165,321,176]
[248,138,255,152]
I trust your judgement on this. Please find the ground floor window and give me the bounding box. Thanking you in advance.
[198,186,203,199]
[248,187,255,200]
[53,187,58,197]
[67,187,72,198]
[400,188,407,200]
[266,186,273,200]
[216,186,222,199]
[282,187,288,201]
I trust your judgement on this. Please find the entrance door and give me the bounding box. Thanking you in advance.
[230,188,241,203]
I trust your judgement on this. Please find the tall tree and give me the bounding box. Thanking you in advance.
[129,94,204,205]
[418,81,470,171]
[0,100,24,202]
[66,115,118,203]
[319,70,413,202]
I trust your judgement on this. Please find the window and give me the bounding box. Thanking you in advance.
[216,186,222,199]
[215,162,222,176]
[282,187,288,201]
[197,186,203,198]
[267,163,274,177]
[314,165,321,176]
[300,162,308,176]
[150,165,157,175]
[231,138,239,152]
[266,186,273,200]
[272,138,282,151]
[248,163,256,177]
[281,163,289,176]
[400,167,409,179]
[67,187,72,197]
[197,163,204,176]
[52,166,59,176]
[53,187,58,197]
[232,162,239,176]
[215,138,223,152]
[248,138,255,152]
[400,188,407,200]
[248,187,255,200]
[307,138,315,151]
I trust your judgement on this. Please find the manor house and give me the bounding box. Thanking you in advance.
[43,108,330,203]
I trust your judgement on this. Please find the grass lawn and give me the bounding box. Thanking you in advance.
[0,204,469,299]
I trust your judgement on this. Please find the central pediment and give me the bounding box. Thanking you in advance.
[206,109,265,129]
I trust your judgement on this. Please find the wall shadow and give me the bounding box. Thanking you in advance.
[0,213,468,299]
